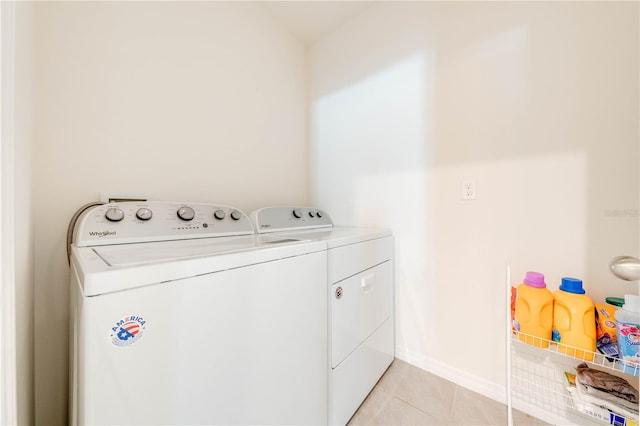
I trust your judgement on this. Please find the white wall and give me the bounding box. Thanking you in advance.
[32,2,308,424]
[14,2,35,424]
[310,1,639,400]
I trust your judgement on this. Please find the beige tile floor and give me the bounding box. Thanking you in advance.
[348,359,550,425]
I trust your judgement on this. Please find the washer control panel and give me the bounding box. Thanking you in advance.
[250,206,333,234]
[74,202,254,247]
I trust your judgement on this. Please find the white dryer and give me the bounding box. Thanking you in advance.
[250,206,395,425]
[69,202,328,425]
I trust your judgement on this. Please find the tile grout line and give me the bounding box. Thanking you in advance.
[383,382,458,423]
[378,361,465,424]
[448,384,460,425]
[387,392,430,416]
[379,376,428,416]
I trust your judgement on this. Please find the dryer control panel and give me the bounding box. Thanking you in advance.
[250,206,333,234]
[74,202,254,247]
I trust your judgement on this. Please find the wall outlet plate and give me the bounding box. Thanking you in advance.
[461,180,476,200]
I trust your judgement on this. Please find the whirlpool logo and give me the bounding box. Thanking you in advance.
[89,230,116,238]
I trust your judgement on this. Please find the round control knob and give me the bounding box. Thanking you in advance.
[177,206,195,221]
[292,208,302,219]
[308,211,316,218]
[105,207,125,222]
[230,210,242,221]
[136,208,153,221]
[214,210,226,220]
[316,211,323,218]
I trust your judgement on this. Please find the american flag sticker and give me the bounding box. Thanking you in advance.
[109,315,146,347]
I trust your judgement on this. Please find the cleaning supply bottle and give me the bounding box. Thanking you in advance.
[615,294,640,375]
[552,277,596,361]
[515,272,554,348]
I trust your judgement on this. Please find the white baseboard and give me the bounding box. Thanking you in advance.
[394,345,508,405]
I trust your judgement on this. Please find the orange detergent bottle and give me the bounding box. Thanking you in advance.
[552,277,596,361]
[515,272,554,348]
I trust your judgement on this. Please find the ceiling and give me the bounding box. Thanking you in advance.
[259,1,373,44]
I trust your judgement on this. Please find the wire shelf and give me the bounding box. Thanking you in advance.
[510,331,640,426]
[512,331,639,376]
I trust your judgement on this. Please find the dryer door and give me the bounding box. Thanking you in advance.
[330,260,393,368]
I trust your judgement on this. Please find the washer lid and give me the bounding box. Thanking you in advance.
[94,235,266,267]
[72,235,321,297]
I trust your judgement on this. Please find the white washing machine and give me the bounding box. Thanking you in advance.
[250,206,395,425]
[69,201,328,425]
